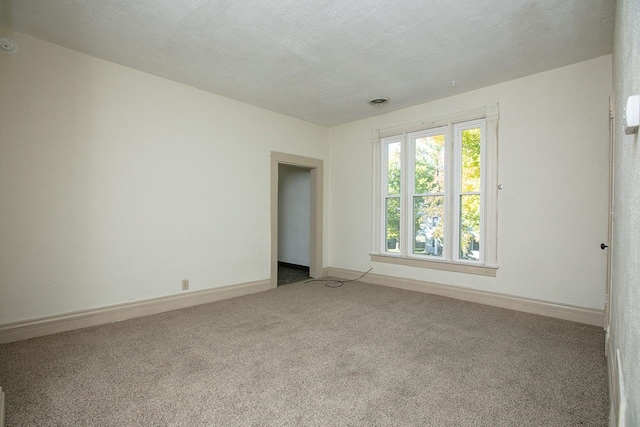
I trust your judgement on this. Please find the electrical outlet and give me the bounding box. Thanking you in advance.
[182,279,189,290]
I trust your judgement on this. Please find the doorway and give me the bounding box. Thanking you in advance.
[270,152,324,288]
[604,93,615,354]
[277,164,311,285]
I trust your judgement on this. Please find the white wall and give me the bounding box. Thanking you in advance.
[278,164,310,266]
[329,55,612,309]
[0,29,330,323]
[611,0,640,423]
[0,27,615,330]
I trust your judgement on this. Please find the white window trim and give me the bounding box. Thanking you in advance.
[371,104,499,276]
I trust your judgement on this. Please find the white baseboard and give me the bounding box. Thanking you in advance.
[327,267,604,327]
[316,267,329,278]
[0,279,271,344]
[0,269,604,343]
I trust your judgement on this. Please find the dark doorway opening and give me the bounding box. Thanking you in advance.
[277,164,311,286]
[277,262,310,286]
[270,152,324,289]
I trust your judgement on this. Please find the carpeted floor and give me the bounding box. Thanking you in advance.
[0,279,608,426]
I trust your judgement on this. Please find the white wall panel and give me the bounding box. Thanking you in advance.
[0,30,330,323]
[329,55,612,309]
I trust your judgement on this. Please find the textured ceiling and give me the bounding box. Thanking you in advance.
[0,0,615,127]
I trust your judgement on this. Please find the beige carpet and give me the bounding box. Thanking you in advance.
[0,279,608,426]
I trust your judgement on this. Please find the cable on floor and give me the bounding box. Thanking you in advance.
[304,268,374,288]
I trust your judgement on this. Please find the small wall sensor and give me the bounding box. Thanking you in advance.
[624,95,639,135]
[0,38,17,54]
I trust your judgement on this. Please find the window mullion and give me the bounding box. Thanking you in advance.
[382,140,389,253]
[381,141,387,253]
[445,123,455,262]
[401,133,410,256]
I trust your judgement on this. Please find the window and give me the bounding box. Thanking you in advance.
[373,105,498,275]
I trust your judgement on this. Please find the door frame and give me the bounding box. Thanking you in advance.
[605,92,615,352]
[270,152,324,288]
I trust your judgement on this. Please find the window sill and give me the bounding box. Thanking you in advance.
[370,253,498,277]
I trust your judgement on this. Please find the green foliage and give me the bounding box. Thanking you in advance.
[413,196,444,254]
[459,129,481,259]
[386,142,402,243]
[461,128,481,192]
[415,134,445,194]
[385,129,481,258]
[387,143,401,195]
[460,195,480,259]
[386,197,400,242]
[413,135,445,252]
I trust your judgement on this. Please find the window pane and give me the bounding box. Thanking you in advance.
[461,128,481,192]
[415,134,445,194]
[413,196,444,256]
[459,194,480,260]
[385,197,400,253]
[387,142,401,195]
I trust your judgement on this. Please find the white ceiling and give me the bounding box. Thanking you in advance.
[0,0,615,127]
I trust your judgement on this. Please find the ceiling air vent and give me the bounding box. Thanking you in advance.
[369,98,389,106]
[0,38,17,53]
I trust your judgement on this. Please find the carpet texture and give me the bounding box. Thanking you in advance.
[0,280,608,426]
